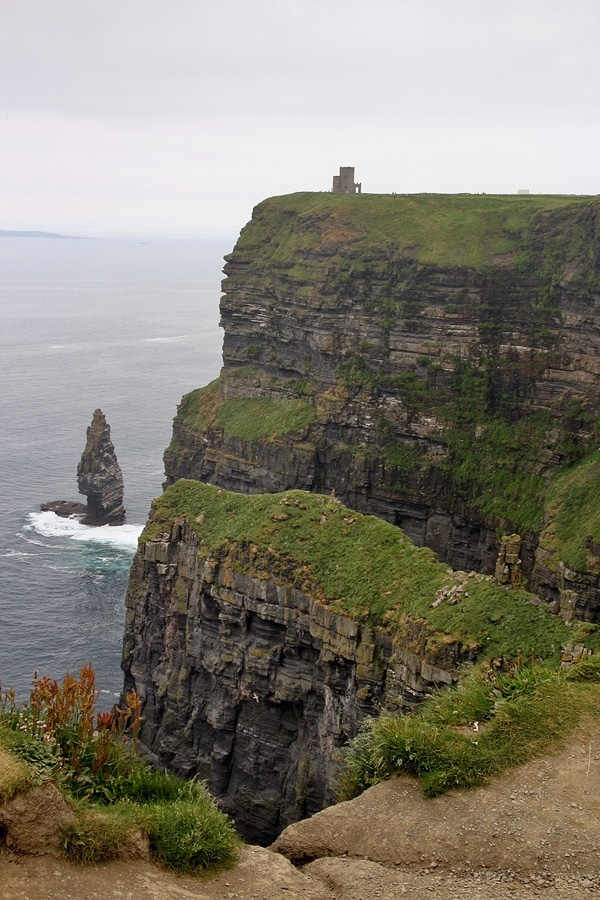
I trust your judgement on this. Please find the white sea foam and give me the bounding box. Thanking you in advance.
[2,548,31,559]
[26,511,143,551]
[143,334,189,343]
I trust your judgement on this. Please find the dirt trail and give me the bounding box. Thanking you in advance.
[1,722,598,899]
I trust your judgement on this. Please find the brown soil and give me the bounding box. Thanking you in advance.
[1,722,598,899]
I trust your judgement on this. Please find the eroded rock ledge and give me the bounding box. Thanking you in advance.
[120,482,574,843]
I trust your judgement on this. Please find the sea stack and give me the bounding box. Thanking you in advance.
[76,409,125,525]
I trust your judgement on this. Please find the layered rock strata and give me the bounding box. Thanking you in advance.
[122,490,481,843]
[76,409,125,524]
[164,193,600,618]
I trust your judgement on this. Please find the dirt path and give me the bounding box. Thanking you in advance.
[1,722,598,899]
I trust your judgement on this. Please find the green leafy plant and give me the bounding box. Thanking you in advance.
[1,667,241,874]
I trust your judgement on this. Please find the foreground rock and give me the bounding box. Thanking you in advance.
[1,725,598,899]
[272,721,600,879]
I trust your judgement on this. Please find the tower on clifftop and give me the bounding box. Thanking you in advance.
[332,166,361,194]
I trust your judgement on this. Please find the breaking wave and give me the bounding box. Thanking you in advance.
[26,511,143,552]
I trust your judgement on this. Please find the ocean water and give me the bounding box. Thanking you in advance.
[0,236,230,708]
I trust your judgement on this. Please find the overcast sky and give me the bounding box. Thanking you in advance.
[1,0,599,238]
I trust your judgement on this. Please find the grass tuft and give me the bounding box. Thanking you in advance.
[339,660,600,800]
[62,804,140,864]
[0,746,31,802]
[146,792,241,874]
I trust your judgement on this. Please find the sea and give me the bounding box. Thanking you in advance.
[0,236,231,709]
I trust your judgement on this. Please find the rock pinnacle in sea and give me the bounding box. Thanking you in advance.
[76,409,125,525]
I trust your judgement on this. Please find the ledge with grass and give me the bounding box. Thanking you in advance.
[121,479,598,844]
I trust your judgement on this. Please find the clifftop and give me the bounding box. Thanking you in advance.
[143,480,577,660]
[232,191,598,269]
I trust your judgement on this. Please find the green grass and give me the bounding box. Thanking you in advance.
[169,377,317,443]
[1,671,240,874]
[339,657,600,799]
[173,379,222,433]
[62,786,240,872]
[146,481,586,663]
[145,792,241,874]
[214,397,316,441]
[539,453,600,572]
[0,745,31,802]
[62,802,142,865]
[236,192,595,270]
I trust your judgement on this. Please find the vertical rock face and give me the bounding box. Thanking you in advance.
[76,409,125,524]
[122,517,471,844]
[163,193,600,616]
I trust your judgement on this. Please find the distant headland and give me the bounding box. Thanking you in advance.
[0,229,85,239]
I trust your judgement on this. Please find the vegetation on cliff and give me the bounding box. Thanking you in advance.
[539,453,600,573]
[339,655,600,799]
[235,192,595,270]
[147,481,595,662]
[0,666,239,872]
[169,376,316,442]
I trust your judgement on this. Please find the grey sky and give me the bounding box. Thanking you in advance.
[1,0,599,237]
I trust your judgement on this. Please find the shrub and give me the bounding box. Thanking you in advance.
[1,667,241,874]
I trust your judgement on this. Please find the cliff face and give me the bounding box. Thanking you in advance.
[123,531,466,843]
[164,192,600,619]
[124,481,574,842]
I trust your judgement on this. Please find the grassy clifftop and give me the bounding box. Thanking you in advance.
[148,480,597,662]
[236,191,597,270]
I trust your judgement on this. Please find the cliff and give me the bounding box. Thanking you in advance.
[121,480,576,843]
[164,192,600,621]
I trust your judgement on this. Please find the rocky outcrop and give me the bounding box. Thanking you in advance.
[163,192,600,617]
[121,485,492,843]
[0,783,76,856]
[530,552,600,623]
[76,409,125,524]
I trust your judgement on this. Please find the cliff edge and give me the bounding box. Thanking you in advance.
[2,722,598,898]
[121,480,586,843]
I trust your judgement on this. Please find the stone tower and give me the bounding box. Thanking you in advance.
[332,166,361,194]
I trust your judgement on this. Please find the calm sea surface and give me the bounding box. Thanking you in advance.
[0,237,230,707]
